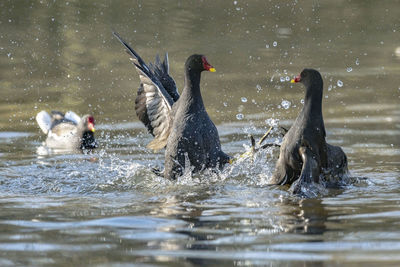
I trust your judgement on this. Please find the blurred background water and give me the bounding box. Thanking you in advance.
[0,0,399,266]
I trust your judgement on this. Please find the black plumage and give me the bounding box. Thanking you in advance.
[271,69,348,194]
[113,32,231,180]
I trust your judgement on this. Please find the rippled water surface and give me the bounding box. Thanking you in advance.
[1,0,400,266]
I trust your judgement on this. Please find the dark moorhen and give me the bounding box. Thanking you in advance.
[271,69,348,195]
[36,110,97,150]
[113,32,231,180]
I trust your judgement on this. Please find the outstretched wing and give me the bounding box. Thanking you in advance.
[113,32,175,150]
[36,111,52,134]
[149,53,179,102]
[65,111,81,124]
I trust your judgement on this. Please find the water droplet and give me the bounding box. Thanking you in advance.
[280,77,285,82]
[285,76,290,81]
[265,118,279,127]
[337,80,343,87]
[346,67,352,72]
[236,113,244,120]
[233,0,237,4]
[265,44,270,49]
[300,99,305,104]
[273,41,278,47]
[241,97,247,103]
[328,85,332,91]
[281,100,291,109]
[223,102,228,107]
[355,58,360,65]
[256,84,262,92]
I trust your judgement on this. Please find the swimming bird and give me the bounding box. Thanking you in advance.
[36,110,97,150]
[113,32,231,180]
[270,69,348,195]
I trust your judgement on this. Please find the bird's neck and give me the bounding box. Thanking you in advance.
[300,81,326,138]
[303,82,323,117]
[181,68,205,111]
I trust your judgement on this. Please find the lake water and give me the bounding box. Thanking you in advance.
[1,0,400,266]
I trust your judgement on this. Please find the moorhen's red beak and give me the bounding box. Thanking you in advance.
[202,56,216,72]
[291,74,301,83]
[88,122,95,132]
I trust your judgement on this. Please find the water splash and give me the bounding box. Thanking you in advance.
[281,100,291,110]
[236,113,244,120]
[265,118,279,127]
[220,146,278,186]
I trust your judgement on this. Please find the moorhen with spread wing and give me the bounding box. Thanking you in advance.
[113,32,231,180]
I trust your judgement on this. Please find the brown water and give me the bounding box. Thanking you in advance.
[1,0,400,266]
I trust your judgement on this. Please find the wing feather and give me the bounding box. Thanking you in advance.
[65,111,81,124]
[150,53,180,102]
[36,111,51,134]
[113,32,177,150]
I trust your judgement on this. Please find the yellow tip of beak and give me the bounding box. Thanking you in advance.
[209,67,216,72]
[290,79,296,83]
[91,128,96,133]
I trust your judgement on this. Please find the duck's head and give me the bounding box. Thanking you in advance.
[185,54,216,73]
[291,68,323,92]
[81,115,96,133]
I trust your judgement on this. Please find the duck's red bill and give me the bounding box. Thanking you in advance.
[88,116,95,132]
[202,56,216,72]
[291,74,301,83]
[88,123,95,132]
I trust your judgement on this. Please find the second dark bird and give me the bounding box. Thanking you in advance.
[271,69,348,195]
